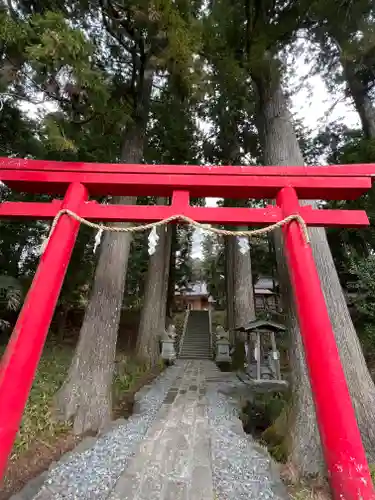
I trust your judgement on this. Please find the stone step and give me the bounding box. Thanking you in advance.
[180,312,211,362]
[183,340,210,343]
[180,346,211,350]
[183,338,210,342]
[180,353,212,358]
[179,354,212,359]
[182,350,211,354]
[184,332,209,336]
[181,342,210,346]
[185,328,209,332]
[182,348,211,351]
[180,348,212,352]
[180,349,212,354]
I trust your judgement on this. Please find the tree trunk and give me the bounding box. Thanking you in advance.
[55,69,154,434]
[233,232,256,328]
[255,67,375,476]
[55,305,69,340]
[136,198,170,364]
[225,236,235,334]
[166,225,177,319]
[316,25,375,140]
[233,232,255,369]
[233,231,255,368]
[342,59,375,139]
[160,223,172,328]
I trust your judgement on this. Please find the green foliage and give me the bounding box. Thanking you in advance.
[175,226,194,290]
[305,0,375,102]
[123,231,149,309]
[349,256,375,324]
[370,463,375,484]
[112,353,150,401]
[241,391,289,462]
[2,343,158,460]
[0,275,23,311]
[0,102,44,157]
[42,115,78,152]
[0,0,205,321]
[201,233,225,306]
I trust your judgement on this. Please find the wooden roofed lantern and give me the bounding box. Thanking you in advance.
[235,319,288,390]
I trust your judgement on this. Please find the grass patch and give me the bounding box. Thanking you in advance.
[0,344,162,462]
[1,343,163,498]
[370,463,375,483]
[113,353,156,401]
[288,486,331,500]
[281,464,331,499]
[11,345,73,460]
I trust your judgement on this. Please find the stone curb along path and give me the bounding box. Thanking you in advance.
[13,360,288,500]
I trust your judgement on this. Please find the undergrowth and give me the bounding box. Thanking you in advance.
[1,343,158,461]
[112,353,157,400]
[11,345,72,459]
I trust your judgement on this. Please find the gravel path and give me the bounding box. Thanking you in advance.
[204,363,287,499]
[24,360,287,500]
[30,362,186,500]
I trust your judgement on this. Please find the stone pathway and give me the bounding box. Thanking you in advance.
[23,361,287,500]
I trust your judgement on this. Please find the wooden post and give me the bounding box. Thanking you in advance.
[256,331,261,381]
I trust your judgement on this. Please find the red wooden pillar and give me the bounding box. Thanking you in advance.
[277,186,375,500]
[0,182,88,478]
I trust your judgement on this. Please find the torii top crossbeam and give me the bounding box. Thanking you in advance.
[0,158,373,198]
[0,158,374,228]
[1,158,375,500]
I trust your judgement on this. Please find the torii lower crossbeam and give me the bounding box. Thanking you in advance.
[0,159,374,500]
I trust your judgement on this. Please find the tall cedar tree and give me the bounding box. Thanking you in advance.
[205,0,375,476]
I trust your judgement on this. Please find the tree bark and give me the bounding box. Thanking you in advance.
[323,25,375,140]
[136,198,171,364]
[225,236,235,334]
[255,67,375,476]
[55,68,154,434]
[233,232,256,328]
[342,59,375,139]
[160,223,172,328]
[166,225,177,319]
[233,232,255,368]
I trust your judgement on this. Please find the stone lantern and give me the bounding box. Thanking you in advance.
[160,324,177,363]
[215,325,231,363]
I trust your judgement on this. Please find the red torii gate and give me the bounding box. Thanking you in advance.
[0,158,375,499]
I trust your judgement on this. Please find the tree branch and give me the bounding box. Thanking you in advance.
[99,0,134,54]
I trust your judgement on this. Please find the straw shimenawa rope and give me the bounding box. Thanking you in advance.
[41,208,310,252]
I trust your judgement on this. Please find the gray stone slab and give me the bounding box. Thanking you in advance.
[108,472,141,499]
[189,465,214,500]
[139,474,163,498]
[163,480,188,500]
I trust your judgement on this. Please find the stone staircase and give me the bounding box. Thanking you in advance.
[179,311,212,359]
